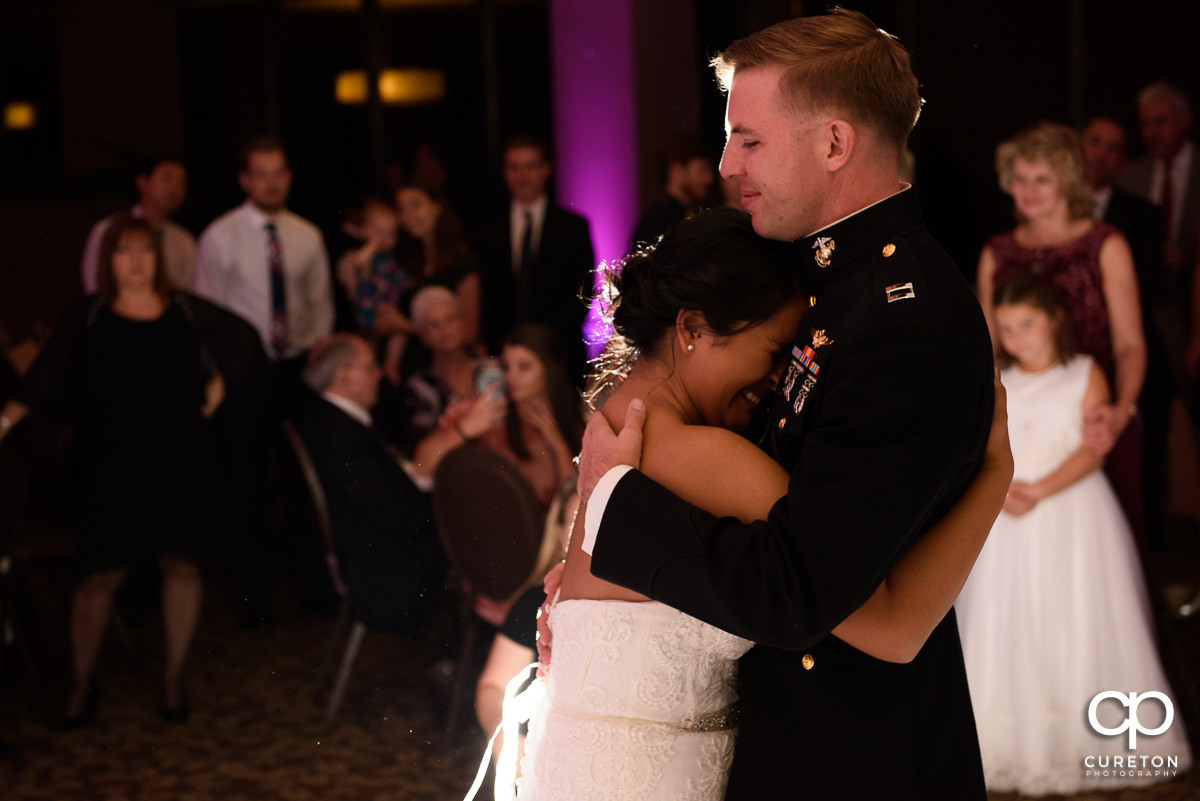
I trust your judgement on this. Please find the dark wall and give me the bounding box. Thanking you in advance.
[3,0,1199,339]
[176,1,551,234]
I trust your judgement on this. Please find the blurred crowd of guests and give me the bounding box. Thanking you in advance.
[2,73,1200,755]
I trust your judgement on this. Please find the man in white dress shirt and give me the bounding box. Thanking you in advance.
[194,137,334,362]
[81,155,196,292]
[194,137,335,626]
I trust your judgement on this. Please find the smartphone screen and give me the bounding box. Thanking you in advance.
[475,360,504,399]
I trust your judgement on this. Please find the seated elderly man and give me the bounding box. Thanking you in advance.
[295,333,444,632]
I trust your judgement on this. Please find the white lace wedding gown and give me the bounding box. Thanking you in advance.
[517,598,753,800]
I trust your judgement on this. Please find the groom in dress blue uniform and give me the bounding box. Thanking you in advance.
[578,10,993,800]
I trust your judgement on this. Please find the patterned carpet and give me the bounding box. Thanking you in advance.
[0,566,1197,801]
[0,582,485,801]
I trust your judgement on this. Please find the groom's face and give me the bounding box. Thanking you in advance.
[721,65,829,242]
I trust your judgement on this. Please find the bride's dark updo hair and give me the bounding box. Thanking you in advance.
[590,207,803,403]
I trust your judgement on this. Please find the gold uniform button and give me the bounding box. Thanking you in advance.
[777,418,786,430]
[802,654,815,670]
[882,243,896,258]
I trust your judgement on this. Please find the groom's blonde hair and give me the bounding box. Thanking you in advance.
[712,8,922,149]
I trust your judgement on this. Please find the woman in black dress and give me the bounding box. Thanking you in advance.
[0,214,223,726]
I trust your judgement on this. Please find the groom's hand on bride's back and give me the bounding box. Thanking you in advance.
[577,398,646,501]
[535,562,565,676]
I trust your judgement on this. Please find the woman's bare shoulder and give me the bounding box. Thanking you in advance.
[641,410,788,523]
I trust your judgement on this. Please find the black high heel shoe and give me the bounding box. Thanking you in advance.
[159,705,190,725]
[50,685,96,733]
[159,681,190,725]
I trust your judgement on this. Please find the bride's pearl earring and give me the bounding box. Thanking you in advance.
[686,343,695,352]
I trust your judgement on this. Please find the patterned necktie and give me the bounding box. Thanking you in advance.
[1161,160,1175,242]
[266,221,288,357]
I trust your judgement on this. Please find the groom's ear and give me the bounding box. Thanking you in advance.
[675,309,708,351]
[822,118,856,172]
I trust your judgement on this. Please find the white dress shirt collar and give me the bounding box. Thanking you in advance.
[321,390,373,428]
[241,199,283,229]
[1092,185,1114,221]
[511,194,548,223]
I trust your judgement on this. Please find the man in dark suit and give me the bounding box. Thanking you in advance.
[295,334,443,632]
[1085,116,1169,308]
[1119,82,1200,281]
[1119,83,1200,414]
[1083,115,1171,544]
[629,134,714,249]
[475,135,595,382]
[578,10,994,800]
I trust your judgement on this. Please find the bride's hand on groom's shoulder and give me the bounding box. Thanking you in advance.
[577,399,646,501]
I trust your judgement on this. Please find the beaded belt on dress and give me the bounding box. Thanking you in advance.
[679,703,740,732]
[546,702,741,733]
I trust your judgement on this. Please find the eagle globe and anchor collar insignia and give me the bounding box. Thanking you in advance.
[812,237,835,268]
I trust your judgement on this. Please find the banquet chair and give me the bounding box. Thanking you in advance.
[0,420,136,707]
[0,442,41,701]
[279,421,362,720]
[432,446,545,737]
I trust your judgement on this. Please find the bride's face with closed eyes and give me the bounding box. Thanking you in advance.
[683,297,806,431]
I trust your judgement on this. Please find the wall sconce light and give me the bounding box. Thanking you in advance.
[335,69,446,106]
[4,102,36,130]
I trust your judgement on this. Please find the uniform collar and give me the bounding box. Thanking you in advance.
[793,185,923,289]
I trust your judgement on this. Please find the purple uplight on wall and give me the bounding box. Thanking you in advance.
[549,0,639,358]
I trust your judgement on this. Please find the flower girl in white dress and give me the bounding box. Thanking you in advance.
[956,272,1192,796]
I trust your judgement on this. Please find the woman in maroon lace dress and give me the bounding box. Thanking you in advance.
[977,121,1147,535]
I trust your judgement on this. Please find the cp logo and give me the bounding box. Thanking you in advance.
[1088,691,1174,749]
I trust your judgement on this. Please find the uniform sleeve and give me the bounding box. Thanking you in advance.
[590,316,990,649]
[501,587,546,650]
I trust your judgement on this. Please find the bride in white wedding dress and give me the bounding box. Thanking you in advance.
[507,208,1013,800]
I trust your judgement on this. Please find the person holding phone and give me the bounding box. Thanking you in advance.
[410,323,582,509]
[393,286,487,455]
[477,324,583,508]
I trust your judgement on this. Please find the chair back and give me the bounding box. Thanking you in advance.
[0,443,28,556]
[433,446,544,604]
[280,421,347,598]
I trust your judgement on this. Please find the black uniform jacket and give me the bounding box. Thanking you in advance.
[591,188,994,800]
